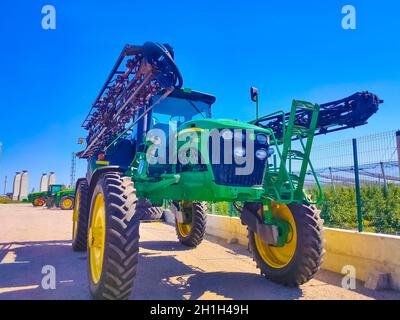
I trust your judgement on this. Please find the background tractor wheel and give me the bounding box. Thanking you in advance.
[59,196,74,210]
[46,196,55,209]
[87,172,140,300]
[175,201,207,247]
[32,197,45,207]
[72,180,89,252]
[246,202,324,287]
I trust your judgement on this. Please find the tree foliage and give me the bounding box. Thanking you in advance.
[311,184,400,235]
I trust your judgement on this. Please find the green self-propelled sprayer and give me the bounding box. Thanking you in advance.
[73,42,383,299]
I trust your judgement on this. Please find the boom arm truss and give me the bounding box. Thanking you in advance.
[251,91,383,140]
[78,42,183,158]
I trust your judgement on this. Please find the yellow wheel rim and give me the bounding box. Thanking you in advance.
[62,198,73,209]
[72,193,80,240]
[89,193,106,284]
[177,222,191,237]
[254,202,297,269]
[34,198,44,206]
[176,201,192,237]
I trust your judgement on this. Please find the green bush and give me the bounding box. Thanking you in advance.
[208,201,240,217]
[209,184,400,235]
[0,196,22,204]
[311,184,400,235]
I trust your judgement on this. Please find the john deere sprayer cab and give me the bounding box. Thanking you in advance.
[73,41,383,299]
[28,184,75,209]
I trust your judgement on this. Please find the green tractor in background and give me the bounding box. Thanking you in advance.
[72,42,382,299]
[28,184,75,210]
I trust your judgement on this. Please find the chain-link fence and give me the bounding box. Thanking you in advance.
[307,130,400,234]
[211,130,400,235]
[309,130,400,188]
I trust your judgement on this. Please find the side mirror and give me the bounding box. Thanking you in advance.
[250,87,259,102]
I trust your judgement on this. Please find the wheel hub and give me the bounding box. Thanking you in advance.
[63,198,73,209]
[254,202,297,269]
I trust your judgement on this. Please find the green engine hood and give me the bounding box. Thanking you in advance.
[179,118,272,133]
[28,191,47,199]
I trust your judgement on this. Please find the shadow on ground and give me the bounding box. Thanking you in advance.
[133,252,303,300]
[0,240,89,299]
[140,241,195,252]
[134,238,400,300]
[1,238,399,300]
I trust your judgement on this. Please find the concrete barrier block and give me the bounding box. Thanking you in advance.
[227,237,238,244]
[160,212,400,288]
[389,272,400,291]
[364,271,390,290]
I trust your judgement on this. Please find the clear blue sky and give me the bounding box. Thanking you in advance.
[0,0,399,193]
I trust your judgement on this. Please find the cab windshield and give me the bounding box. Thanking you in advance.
[151,96,211,127]
[132,90,215,149]
[50,185,62,193]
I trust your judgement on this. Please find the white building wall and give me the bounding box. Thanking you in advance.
[18,170,29,201]
[12,172,21,201]
[40,173,48,191]
[48,172,56,186]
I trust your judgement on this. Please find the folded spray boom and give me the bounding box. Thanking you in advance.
[78,42,183,158]
[251,91,384,140]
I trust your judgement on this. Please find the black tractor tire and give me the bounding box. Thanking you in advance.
[87,172,145,300]
[175,201,207,247]
[246,202,324,287]
[72,180,89,252]
[46,196,55,209]
[140,205,164,221]
[59,196,75,210]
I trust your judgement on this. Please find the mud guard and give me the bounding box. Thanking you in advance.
[240,205,279,246]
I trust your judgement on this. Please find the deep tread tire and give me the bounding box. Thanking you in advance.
[46,197,55,209]
[140,205,164,221]
[60,196,75,210]
[87,172,140,300]
[72,180,89,252]
[175,201,207,247]
[247,202,324,287]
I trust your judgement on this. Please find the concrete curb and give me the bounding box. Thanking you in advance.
[163,210,400,291]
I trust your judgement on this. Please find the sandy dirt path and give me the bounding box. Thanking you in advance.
[1,204,399,300]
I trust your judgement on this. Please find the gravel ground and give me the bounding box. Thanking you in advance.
[1,203,399,300]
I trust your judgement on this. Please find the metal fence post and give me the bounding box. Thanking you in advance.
[396,130,400,179]
[329,167,336,192]
[380,161,388,196]
[352,138,363,232]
